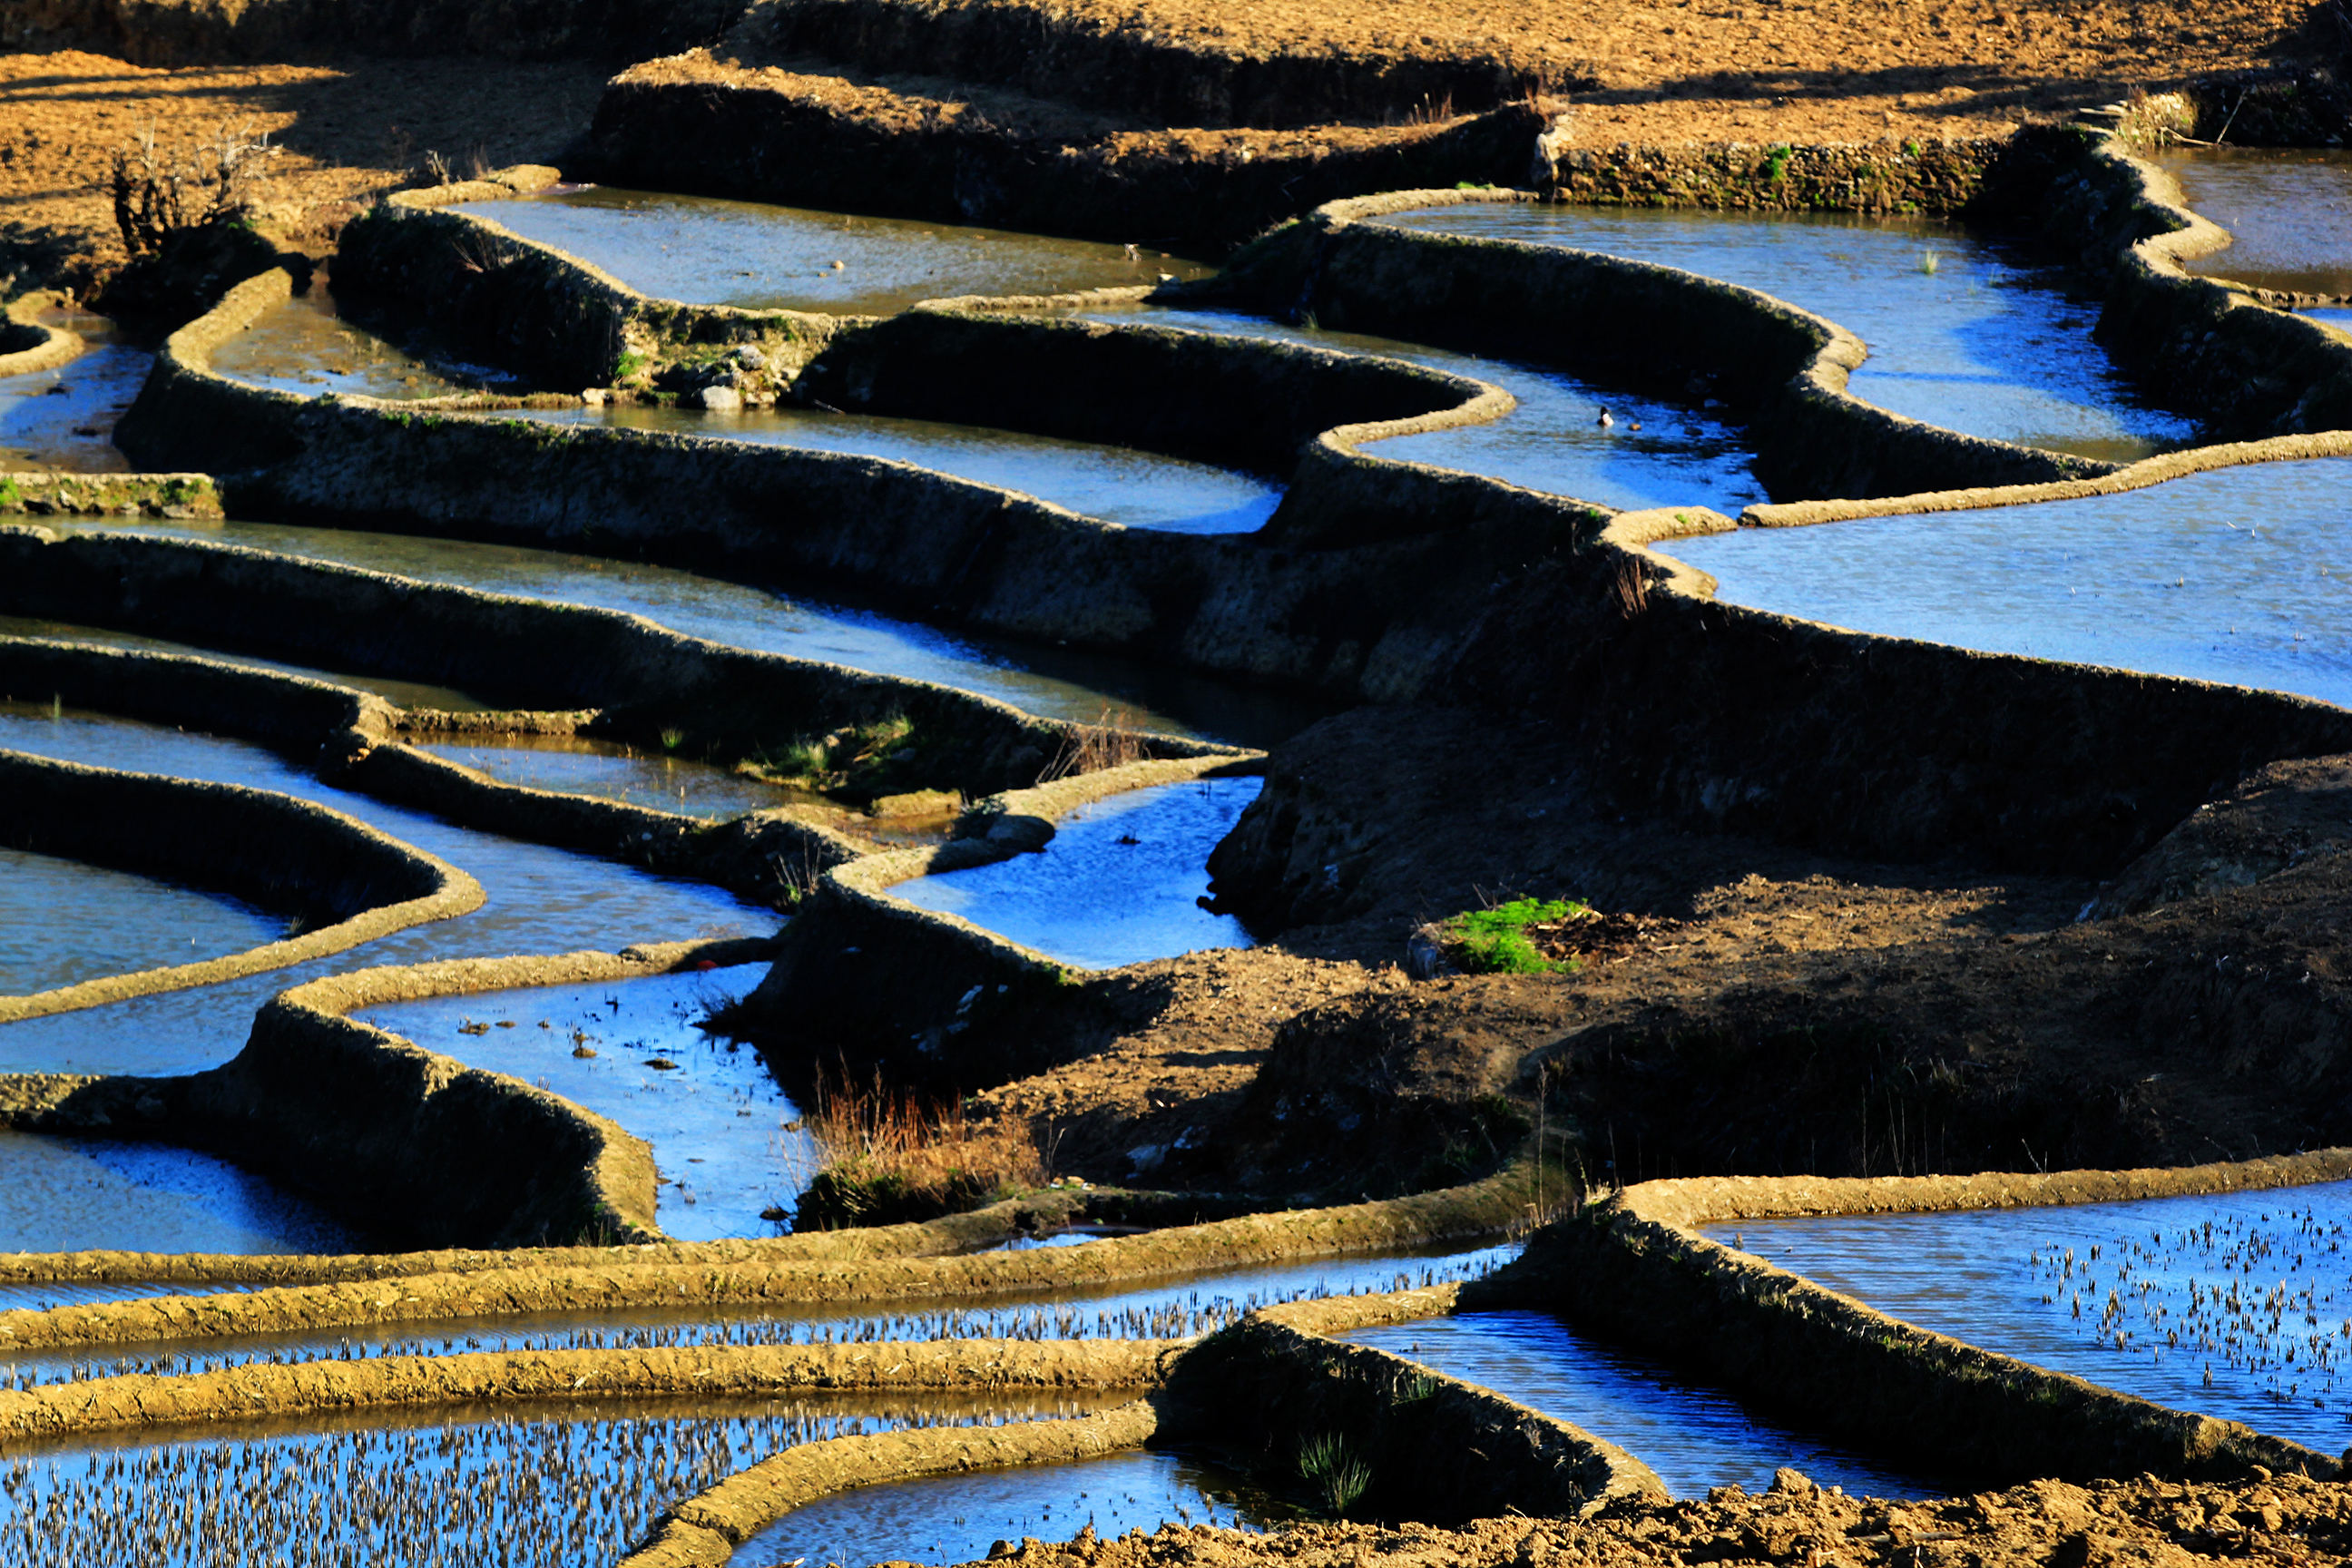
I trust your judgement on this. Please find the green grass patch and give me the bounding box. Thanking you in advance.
[1440,896,1590,974]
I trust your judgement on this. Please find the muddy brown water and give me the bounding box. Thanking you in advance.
[0,309,147,474]
[457,186,1213,316]
[1703,1179,2352,1453]
[1666,456,2352,709]
[2153,147,2352,299]
[1372,204,2197,464]
[50,516,1318,748]
[204,280,524,401]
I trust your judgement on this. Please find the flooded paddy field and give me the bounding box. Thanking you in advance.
[0,1392,1113,1568]
[894,777,1262,969]
[358,965,811,1242]
[515,403,1285,535]
[1707,1181,2352,1452]
[48,516,1316,747]
[1345,1310,1953,1498]
[0,1245,1521,1389]
[0,310,149,473]
[0,846,287,996]
[1668,457,2352,708]
[0,702,765,1078]
[1081,304,1767,514]
[204,280,515,401]
[742,1446,1284,1566]
[0,1133,365,1257]
[2154,148,2352,298]
[457,187,1211,315]
[1372,204,2196,462]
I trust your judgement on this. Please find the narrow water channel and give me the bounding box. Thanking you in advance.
[0,614,491,713]
[1346,1312,1955,1499]
[358,965,813,1242]
[1705,1180,2352,1451]
[0,308,148,472]
[204,279,517,400]
[893,777,1261,970]
[1665,457,2352,708]
[1080,303,1768,514]
[456,186,1212,315]
[1371,204,2196,463]
[47,515,1318,748]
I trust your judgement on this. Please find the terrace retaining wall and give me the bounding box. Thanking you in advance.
[1469,1155,2352,1485]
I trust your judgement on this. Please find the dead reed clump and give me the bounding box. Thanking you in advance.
[109,120,281,258]
[1042,707,1149,781]
[789,1068,1049,1229]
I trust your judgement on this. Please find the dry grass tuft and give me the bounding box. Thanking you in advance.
[1042,707,1150,780]
[789,1068,1048,1228]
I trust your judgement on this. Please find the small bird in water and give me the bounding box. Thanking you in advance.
[1596,407,1614,427]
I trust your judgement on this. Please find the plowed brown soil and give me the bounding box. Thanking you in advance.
[0,50,604,293]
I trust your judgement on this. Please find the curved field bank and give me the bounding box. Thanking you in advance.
[0,1338,1166,1449]
[0,0,738,63]
[1169,1289,1667,1516]
[742,754,1262,1074]
[0,472,221,518]
[0,525,1188,797]
[1220,187,2100,504]
[0,634,873,906]
[574,64,1548,255]
[1469,1152,2352,1485]
[2042,142,2352,437]
[332,175,848,392]
[0,750,484,1022]
[624,1400,1164,1568]
[0,292,81,377]
[0,1159,1549,1351]
[113,260,1566,707]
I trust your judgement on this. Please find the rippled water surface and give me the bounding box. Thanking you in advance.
[895,777,1260,969]
[519,402,1283,534]
[1083,304,1766,514]
[0,704,767,1079]
[0,1394,1103,1568]
[744,1446,1281,1566]
[359,965,812,1242]
[1347,1311,1953,1499]
[0,846,286,995]
[1707,1181,2352,1452]
[1669,458,2352,707]
[2155,148,2352,298]
[0,1133,363,1255]
[460,187,1211,314]
[50,516,1317,747]
[0,310,148,472]
[1374,203,2195,462]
